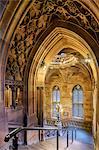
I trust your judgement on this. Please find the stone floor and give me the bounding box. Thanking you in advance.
[68,141,94,150]
[66,128,94,144]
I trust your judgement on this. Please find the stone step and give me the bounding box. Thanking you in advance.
[19,138,94,150]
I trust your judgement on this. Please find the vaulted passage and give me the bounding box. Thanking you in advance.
[0,0,99,150]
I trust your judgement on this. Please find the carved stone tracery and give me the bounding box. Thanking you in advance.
[6,0,99,80]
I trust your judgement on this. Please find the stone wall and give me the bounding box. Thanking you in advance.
[45,67,93,124]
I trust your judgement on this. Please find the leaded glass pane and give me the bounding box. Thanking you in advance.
[57,90,60,102]
[72,85,83,118]
[53,90,57,102]
[78,90,83,103]
[52,86,60,118]
[78,104,83,117]
[52,103,57,117]
[73,104,79,117]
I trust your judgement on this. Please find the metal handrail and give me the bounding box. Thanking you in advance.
[4,127,22,142]
[4,126,59,150]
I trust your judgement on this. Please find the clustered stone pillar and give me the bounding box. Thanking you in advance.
[37,87,44,141]
[37,87,44,127]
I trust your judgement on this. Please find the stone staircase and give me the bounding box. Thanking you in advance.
[19,138,94,150]
[19,139,58,150]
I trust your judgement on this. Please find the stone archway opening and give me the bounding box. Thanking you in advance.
[28,27,98,140]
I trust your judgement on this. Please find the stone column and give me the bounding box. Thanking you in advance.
[11,86,17,108]
[37,87,44,127]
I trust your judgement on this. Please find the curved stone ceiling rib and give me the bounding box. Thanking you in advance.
[6,0,99,80]
[0,0,9,20]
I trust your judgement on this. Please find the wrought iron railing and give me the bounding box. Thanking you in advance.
[4,126,77,150]
[4,126,59,150]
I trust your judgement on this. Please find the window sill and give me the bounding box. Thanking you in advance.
[72,117,84,121]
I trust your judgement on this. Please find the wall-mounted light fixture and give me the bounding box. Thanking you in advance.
[40,60,46,70]
[84,54,91,63]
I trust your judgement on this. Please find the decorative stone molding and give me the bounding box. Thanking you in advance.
[6,0,99,80]
[5,80,23,89]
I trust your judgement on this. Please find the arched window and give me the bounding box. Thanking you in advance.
[52,86,60,118]
[72,85,83,118]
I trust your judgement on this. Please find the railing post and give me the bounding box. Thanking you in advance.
[12,135,18,150]
[23,113,27,145]
[57,130,59,150]
[38,130,40,141]
[72,130,73,143]
[67,130,69,147]
[75,128,76,140]
[41,130,44,141]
